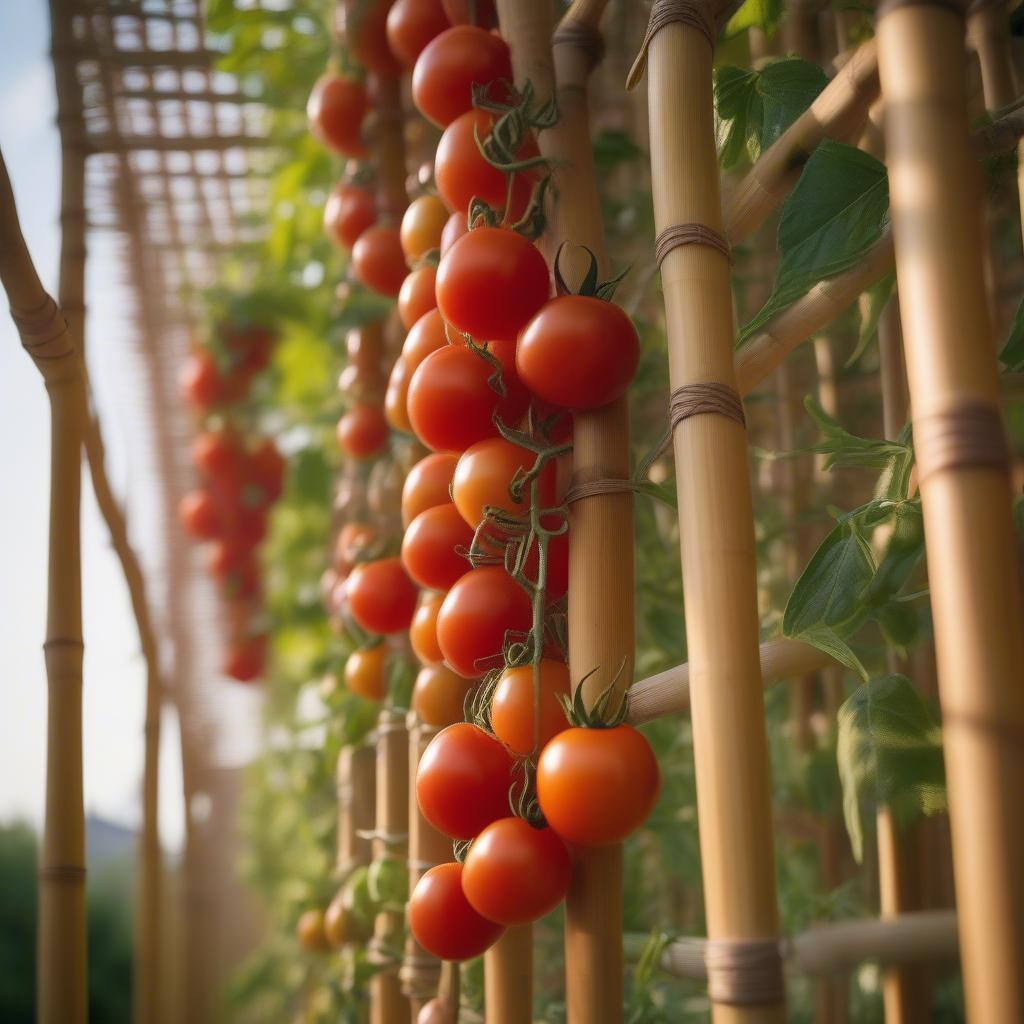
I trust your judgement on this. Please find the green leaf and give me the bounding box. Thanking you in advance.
[999,294,1024,371]
[805,397,912,476]
[837,675,947,862]
[739,141,890,343]
[714,58,828,170]
[863,500,924,611]
[845,272,896,368]
[723,0,785,39]
[782,517,876,680]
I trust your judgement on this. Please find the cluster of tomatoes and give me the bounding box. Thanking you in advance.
[178,322,284,682]
[306,0,657,977]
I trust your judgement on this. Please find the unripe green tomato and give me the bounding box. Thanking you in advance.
[367,856,408,906]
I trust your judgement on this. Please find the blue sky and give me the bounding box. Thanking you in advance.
[0,4,185,851]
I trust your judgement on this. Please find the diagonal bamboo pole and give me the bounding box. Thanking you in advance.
[875,6,1024,1020]
[494,3,624,1022]
[635,7,784,1021]
[0,146,88,1024]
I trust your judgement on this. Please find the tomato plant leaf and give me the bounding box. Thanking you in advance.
[837,674,947,862]
[722,0,785,39]
[999,294,1024,371]
[846,272,896,368]
[739,141,890,343]
[714,58,828,170]
[782,517,876,681]
[805,397,913,478]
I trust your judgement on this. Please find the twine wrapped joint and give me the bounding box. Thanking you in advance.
[552,18,606,72]
[655,223,731,265]
[913,399,1010,482]
[705,937,786,1007]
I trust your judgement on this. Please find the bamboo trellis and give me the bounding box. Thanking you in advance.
[41,2,272,1021]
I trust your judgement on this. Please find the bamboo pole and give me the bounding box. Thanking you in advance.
[725,39,880,244]
[636,8,784,1021]
[402,719,451,1019]
[336,744,375,875]
[659,909,959,980]
[0,145,88,1023]
[626,638,836,725]
[494,4,626,1022]
[875,7,1024,1020]
[484,927,533,1024]
[370,709,409,1024]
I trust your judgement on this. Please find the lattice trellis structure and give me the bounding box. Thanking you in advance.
[49,2,274,1020]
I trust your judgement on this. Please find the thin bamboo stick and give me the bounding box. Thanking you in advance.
[640,10,784,1021]
[402,719,451,1018]
[494,3,625,1022]
[875,8,1024,1020]
[626,637,836,725]
[659,909,959,980]
[725,39,880,244]
[0,145,88,1024]
[336,743,375,875]
[371,709,409,1024]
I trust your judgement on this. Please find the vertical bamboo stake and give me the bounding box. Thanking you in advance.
[634,8,784,1022]
[337,744,375,875]
[484,927,533,1023]
[875,7,1024,1021]
[402,719,451,1019]
[494,5,624,1022]
[0,147,88,1024]
[371,710,409,1024]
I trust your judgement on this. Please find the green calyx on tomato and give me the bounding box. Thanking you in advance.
[557,668,629,730]
[552,241,629,302]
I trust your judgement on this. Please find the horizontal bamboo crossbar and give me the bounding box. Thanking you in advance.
[626,638,836,725]
[659,910,959,980]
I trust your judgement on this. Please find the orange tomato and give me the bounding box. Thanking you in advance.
[401,452,459,526]
[400,194,449,261]
[398,265,438,330]
[410,591,445,664]
[490,659,570,756]
[412,663,475,727]
[345,644,388,701]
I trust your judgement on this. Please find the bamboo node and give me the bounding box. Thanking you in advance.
[913,398,1009,482]
[39,864,87,882]
[655,223,731,265]
[627,0,717,89]
[552,19,606,71]
[705,937,785,1006]
[876,0,965,19]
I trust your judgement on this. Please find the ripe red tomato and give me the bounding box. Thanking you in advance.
[352,225,408,296]
[436,228,550,342]
[346,0,402,78]
[517,296,640,410]
[401,503,474,591]
[207,539,248,580]
[224,557,262,601]
[416,722,515,838]
[386,0,449,67]
[181,350,245,410]
[441,0,497,27]
[398,265,437,331]
[462,818,571,925]
[435,109,537,222]
[192,429,242,478]
[436,566,532,677]
[537,725,660,845]
[407,344,529,453]
[345,644,388,701]
[412,26,512,128]
[223,632,267,682]
[347,557,419,634]
[307,72,368,157]
[248,438,285,504]
[219,323,275,375]
[402,308,449,373]
[324,182,377,250]
[402,452,459,526]
[408,863,504,961]
[178,490,221,540]
[452,436,556,528]
[490,659,570,756]
[337,403,389,459]
[234,504,268,549]
[410,591,445,664]
[412,663,475,726]
[400,194,449,261]
[440,210,468,256]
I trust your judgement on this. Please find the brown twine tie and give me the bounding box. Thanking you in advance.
[876,0,965,18]
[656,223,732,265]
[627,0,716,89]
[568,383,746,504]
[913,398,1010,484]
[552,18,606,71]
[705,938,785,1006]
